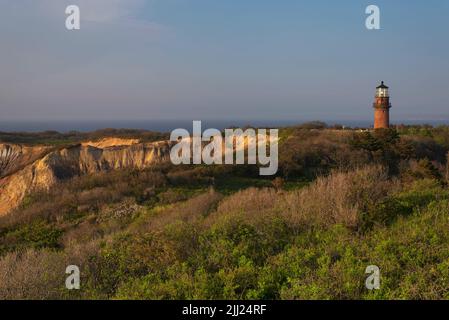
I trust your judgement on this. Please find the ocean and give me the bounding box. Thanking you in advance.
[0,119,448,133]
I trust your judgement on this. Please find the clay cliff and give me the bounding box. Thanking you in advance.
[0,143,51,178]
[0,139,172,216]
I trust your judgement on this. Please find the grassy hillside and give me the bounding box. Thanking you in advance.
[1,124,449,299]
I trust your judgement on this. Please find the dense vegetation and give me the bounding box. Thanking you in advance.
[1,124,449,299]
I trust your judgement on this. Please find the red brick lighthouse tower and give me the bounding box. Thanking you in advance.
[373,81,391,129]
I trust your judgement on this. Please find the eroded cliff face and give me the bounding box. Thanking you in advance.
[0,144,51,178]
[0,140,172,216]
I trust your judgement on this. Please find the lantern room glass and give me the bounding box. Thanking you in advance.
[376,88,389,97]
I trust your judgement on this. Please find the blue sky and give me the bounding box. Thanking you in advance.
[1,0,448,122]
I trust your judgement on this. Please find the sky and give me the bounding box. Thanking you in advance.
[0,0,448,123]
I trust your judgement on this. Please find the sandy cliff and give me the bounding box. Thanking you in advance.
[0,144,51,178]
[81,137,140,149]
[0,140,172,216]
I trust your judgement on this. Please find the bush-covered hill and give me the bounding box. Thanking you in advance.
[1,124,449,299]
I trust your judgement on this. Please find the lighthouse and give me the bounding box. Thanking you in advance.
[373,81,391,129]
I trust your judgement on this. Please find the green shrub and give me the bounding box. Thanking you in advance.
[0,221,62,254]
